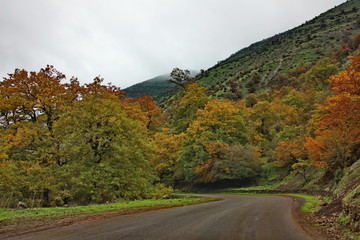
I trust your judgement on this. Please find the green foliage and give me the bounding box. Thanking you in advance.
[335,168,344,182]
[338,212,352,225]
[259,162,290,185]
[302,58,339,90]
[167,68,194,89]
[213,145,261,181]
[278,125,300,140]
[178,99,249,183]
[55,93,156,203]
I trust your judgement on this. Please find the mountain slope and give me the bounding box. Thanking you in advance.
[123,74,175,99]
[124,1,359,100]
[196,0,360,98]
[124,71,199,99]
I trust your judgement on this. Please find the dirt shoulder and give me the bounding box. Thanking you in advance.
[285,195,326,240]
[288,195,350,240]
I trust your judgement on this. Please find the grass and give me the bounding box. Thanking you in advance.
[282,194,321,212]
[0,196,216,221]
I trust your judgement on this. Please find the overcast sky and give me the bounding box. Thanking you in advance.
[0,0,347,89]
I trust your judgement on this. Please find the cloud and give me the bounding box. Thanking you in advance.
[0,0,346,88]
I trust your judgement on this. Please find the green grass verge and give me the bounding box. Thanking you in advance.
[181,191,321,213]
[0,196,216,221]
[281,194,321,212]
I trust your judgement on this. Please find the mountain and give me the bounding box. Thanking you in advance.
[123,74,174,99]
[196,0,360,98]
[124,71,199,99]
[124,1,359,100]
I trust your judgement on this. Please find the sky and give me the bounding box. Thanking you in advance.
[0,0,347,89]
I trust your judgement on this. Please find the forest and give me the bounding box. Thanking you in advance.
[0,34,359,208]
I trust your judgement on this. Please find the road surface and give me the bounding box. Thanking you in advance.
[9,195,311,240]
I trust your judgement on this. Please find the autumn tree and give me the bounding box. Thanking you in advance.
[351,32,360,49]
[291,158,311,182]
[54,82,157,203]
[0,122,60,207]
[0,65,82,130]
[305,52,360,169]
[0,66,163,207]
[302,58,338,91]
[187,99,247,144]
[245,93,258,108]
[247,101,279,145]
[284,62,307,88]
[180,99,247,183]
[171,83,209,133]
[0,66,83,207]
[167,68,193,89]
[273,139,305,167]
[151,128,186,185]
[271,75,291,90]
[213,145,261,184]
[135,95,163,131]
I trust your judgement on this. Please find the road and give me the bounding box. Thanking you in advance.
[10,195,311,240]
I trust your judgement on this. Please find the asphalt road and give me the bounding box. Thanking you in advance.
[11,195,311,240]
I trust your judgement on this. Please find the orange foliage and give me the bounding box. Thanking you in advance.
[135,96,163,130]
[151,128,186,172]
[0,66,84,130]
[273,139,304,167]
[194,159,215,182]
[305,52,360,168]
[204,141,230,155]
[193,141,230,182]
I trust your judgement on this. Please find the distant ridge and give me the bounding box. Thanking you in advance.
[124,71,198,99]
[123,74,174,99]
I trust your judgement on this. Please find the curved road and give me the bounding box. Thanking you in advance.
[11,195,311,240]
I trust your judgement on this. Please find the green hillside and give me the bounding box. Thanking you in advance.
[195,0,360,98]
[123,74,175,99]
[123,1,360,100]
[124,71,198,99]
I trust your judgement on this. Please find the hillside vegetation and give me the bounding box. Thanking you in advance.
[196,0,360,99]
[123,71,198,99]
[123,74,175,99]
